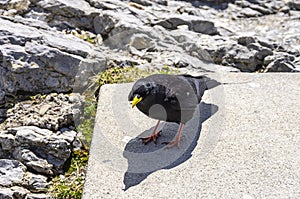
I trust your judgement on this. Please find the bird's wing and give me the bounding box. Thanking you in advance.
[164,87,176,102]
[164,82,198,111]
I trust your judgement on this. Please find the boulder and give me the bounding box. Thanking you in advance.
[0,186,29,199]
[0,17,106,107]
[24,172,48,192]
[0,159,26,187]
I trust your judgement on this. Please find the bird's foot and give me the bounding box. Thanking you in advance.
[163,140,180,148]
[163,123,184,149]
[140,131,161,144]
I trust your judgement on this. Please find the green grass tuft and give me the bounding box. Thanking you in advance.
[48,149,89,199]
[98,65,179,86]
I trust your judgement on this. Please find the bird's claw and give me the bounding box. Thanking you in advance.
[162,140,180,148]
[140,131,161,144]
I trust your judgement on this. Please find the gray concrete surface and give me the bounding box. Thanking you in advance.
[83,73,300,198]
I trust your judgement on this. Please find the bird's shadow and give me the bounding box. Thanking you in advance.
[122,102,218,191]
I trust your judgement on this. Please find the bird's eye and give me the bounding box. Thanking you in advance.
[145,83,151,88]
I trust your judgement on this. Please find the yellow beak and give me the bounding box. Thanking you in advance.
[131,95,142,108]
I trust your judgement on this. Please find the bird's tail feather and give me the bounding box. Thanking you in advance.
[204,77,221,90]
[180,74,221,90]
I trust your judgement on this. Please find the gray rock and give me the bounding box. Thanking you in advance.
[14,127,51,144]
[0,132,15,151]
[0,189,13,199]
[237,36,256,46]
[263,52,295,65]
[10,14,50,30]
[8,126,73,174]
[34,0,98,30]
[153,14,218,35]
[189,20,218,35]
[25,193,52,199]
[93,13,115,35]
[289,0,300,10]
[265,59,298,72]
[94,9,157,50]
[24,172,48,192]
[0,0,30,16]
[72,131,85,150]
[46,139,71,160]
[223,44,259,72]
[5,93,83,131]
[0,0,9,8]
[130,34,155,50]
[83,0,299,74]
[0,159,26,187]
[13,148,53,175]
[45,76,60,88]
[56,128,77,143]
[0,17,106,106]
[256,37,276,49]
[0,124,77,175]
[240,7,262,17]
[12,186,30,198]
[249,4,274,15]
[130,0,153,6]
[87,0,121,10]
[0,186,29,199]
[38,104,52,116]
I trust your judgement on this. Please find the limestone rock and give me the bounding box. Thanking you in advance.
[289,0,300,10]
[265,59,298,72]
[32,0,98,30]
[0,186,29,199]
[153,14,218,35]
[0,132,15,151]
[25,193,52,199]
[9,126,74,174]
[0,159,26,187]
[0,17,106,107]
[24,172,48,192]
[13,147,53,175]
[5,93,84,131]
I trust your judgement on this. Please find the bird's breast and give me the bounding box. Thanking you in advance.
[136,95,196,123]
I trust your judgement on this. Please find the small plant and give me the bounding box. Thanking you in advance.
[97,65,179,87]
[76,91,97,145]
[48,149,89,199]
[63,29,98,44]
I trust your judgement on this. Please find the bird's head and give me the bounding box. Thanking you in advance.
[128,80,156,108]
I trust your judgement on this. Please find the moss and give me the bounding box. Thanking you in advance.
[98,65,179,87]
[48,149,89,199]
[63,29,98,44]
[76,91,97,146]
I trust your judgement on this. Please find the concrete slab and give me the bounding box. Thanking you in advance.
[83,73,300,198]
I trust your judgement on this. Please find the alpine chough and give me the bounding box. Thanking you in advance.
[128,74,220,147]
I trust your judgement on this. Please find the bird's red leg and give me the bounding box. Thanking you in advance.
[140,120,161,144]
[164,123,185,148]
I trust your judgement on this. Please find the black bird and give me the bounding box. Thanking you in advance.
[128,74,220,147]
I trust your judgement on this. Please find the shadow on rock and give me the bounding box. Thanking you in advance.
[123,102,218,190]
[178,0,235,10]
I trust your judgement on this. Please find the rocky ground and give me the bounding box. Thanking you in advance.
[0,0,300,198]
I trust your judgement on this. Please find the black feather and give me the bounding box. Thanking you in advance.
[128,74,220,124]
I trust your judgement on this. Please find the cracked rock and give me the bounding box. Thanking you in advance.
[0,159,26,187]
